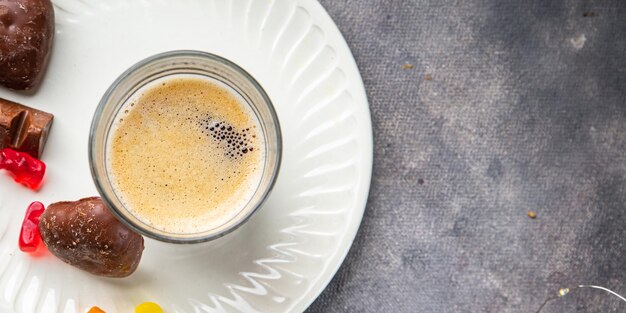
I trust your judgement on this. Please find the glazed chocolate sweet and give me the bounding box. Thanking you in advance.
[0,97,53,158]
[39,197,144,278]
[0,0,55,90]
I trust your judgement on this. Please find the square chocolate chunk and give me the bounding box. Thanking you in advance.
[0,97,53,158]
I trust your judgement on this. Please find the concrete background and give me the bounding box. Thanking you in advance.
[307,1,626,312]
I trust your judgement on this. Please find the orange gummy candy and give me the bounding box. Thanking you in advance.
[88,306,106,313]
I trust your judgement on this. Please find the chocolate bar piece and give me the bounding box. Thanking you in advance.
[39,197,145,278]
[0,97,53,158]
[0,0,55,90]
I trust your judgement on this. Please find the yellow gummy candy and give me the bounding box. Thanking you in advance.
[135,302,163,313]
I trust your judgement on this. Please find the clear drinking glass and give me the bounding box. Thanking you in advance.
[89,50,282,243]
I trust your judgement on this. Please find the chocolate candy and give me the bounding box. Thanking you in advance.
[0,0,55,90]
[0,97,53,158]
[39,197,144,278]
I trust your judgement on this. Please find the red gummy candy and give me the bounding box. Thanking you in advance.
[0,148,46,190]
[19,201,46,253]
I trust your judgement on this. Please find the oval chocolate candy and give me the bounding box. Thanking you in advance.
[39,197,144,278]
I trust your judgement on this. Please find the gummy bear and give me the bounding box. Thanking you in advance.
[0,148,46,190]
[135,302,163,313]
[18,201,45,252]
[87,306,106,313]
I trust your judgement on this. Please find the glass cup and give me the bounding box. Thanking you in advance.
[89,50,282,244]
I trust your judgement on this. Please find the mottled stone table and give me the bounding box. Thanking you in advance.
[307,1,626,312]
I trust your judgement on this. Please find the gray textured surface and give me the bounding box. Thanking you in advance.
[307,1,626,312]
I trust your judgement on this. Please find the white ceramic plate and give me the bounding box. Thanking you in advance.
[0,0,372,312]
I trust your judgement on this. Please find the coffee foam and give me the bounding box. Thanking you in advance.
[106,74,265,234]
